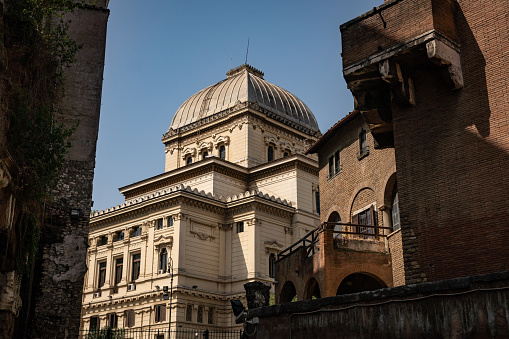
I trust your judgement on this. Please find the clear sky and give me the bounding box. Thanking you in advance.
[91,0,382,212]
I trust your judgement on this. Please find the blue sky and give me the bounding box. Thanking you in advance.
[92,0,382,212]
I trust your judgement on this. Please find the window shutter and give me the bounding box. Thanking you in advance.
[352,213,359,233]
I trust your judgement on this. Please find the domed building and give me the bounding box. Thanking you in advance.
[80,65,321,333]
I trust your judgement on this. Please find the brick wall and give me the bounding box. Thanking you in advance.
[393,0,509,283]
[341,0,509,284]
[317,114,396,226]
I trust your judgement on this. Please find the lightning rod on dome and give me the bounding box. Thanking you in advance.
[245,37,250,65]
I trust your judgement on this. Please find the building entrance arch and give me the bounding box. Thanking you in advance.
[280,281,297,303]
[336,273,386,295]
[304,277,321,300]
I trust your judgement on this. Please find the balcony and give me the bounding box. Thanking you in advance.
[340,0,462,148]
[275,222,393,301]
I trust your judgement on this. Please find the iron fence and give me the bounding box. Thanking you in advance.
[79,328,243,339]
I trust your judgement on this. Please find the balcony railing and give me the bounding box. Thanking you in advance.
[277,226,324,262]
[325,222,393,249]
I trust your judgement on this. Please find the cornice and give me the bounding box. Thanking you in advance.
[91,187,295,229]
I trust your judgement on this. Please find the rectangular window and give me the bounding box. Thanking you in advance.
[334,150,340,174]
[124,310,135,327]
[99,235,108,246]
[156,218,164,230]
[328,156,334,177]
[236,221,244,233]
[315,190,320,215]
[168,216,173,227]
[98,262,106,288]
[186,305,193,321]
[131,226,141,237]
[359,129,369,159]
[197,306,204,323]
[131,253,141,281]
[108,313,118,328]
[208,307,214,324]
[114,258,123,286]
[154,304,166,323]
[89,316,99,330]
[114,231,124,242]
[354,205,375,238]
[159,249,167,273]
[269,254,276,278]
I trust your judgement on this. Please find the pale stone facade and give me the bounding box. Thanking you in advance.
[80,65,321,331]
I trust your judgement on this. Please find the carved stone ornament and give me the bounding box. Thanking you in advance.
[264,240,284,254]
[264,136,278,147]
[279,141,294,153]
[213,135,230,148]
[173,212,185,221]
[247,218,261,227]
[284,226,293,235]
[190,230,215,241]
[154,234,173,247]
[197,141,213,152]
[181,147,196,159]
[218,223,233,230]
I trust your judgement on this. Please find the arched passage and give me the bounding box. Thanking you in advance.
[328,211,342,240]
[304,277,321,300]
[280,281,297,303]
[336,273,386,295]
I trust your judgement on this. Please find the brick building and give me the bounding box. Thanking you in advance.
[340,0,509,284]
[274,111,400,303]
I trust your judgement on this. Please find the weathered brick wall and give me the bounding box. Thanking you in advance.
[387,229,404,286]
[341,0,509,285]
[341,0,457,68]
[25,4,109,338]
[250,271,509,339]
[275,229,393,302]
[391,0,509,284]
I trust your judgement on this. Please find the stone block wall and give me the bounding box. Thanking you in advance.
[23,4,109,338]
[250,271,509,339]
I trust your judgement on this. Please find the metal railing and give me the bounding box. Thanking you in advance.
[277,226,324,262]
[277,223,394,261]
[79,328,243,339]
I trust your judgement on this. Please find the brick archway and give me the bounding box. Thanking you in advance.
[336,272,386,295]
[304,277,321,300]
[280,280,297,303]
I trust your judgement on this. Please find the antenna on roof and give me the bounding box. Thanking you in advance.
[245,37,250,65]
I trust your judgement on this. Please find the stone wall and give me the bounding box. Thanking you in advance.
[22,4,109,338]
[249,271,509,339]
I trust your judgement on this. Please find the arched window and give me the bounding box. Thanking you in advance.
[328,212,342,240]
[392,184,400,231]
[269,254,276,278]
[219,145,226,160]
[202,151,208,160]
[186,156,193,165]
[267,145,274,161]
[159,249,167,273]
[283,150,290,157]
